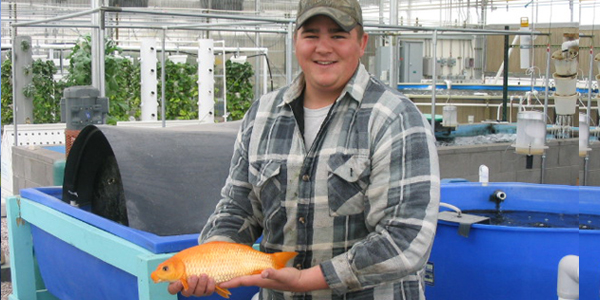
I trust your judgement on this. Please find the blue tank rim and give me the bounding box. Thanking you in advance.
[439,181,599,233]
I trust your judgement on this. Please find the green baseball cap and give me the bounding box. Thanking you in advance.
[296,0,363,32]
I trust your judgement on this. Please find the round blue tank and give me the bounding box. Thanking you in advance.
[426,182,599,300]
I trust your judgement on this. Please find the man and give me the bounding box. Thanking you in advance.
[169,0,440,298]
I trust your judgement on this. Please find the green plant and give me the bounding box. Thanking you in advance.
[65,35,140,124]
[1,56,65,125]
[159,60,199,120]
[225,60,254,121]
[1,56,13,125]
[26,59,64,123]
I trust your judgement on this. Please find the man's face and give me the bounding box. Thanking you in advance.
[294,15,368,98]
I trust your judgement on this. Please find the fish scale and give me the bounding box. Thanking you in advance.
[182,246,276,283]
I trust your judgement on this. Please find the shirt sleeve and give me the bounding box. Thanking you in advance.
[321,100,441,294]
[199,102,264,246]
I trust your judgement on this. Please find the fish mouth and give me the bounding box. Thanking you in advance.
[150,272,161,283]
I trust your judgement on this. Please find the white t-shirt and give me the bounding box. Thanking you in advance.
[303,104,333,150]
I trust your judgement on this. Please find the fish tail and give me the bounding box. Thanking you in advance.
[271,251,298,269]
[215,286,231,299]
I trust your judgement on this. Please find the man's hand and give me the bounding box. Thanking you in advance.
[167,274,217,297]
[219,266,328,293]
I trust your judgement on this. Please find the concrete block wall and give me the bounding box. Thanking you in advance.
[10,138,598,197]
[438,138,599,186]
[12,146,65,193]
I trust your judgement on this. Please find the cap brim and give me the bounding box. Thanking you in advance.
[296,7,357,32]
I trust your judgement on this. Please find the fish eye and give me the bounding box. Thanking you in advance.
[162,266,169,272]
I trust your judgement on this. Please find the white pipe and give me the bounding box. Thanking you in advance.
[479,165,489,185]
[494,35,519,85]
[557,255,579,300]
[439,202,462,217]
[197,39,215,123]
[561,40,579,52]
[140,38,158,121]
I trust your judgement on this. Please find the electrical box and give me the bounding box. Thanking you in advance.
[399,41,424,83]
[60,86,109,130]
[375,46,392,84]
[447,57,457,68]
[464,57,475,69]
[423,57,441,77]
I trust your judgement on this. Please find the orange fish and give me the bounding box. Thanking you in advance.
[150,241,297,298]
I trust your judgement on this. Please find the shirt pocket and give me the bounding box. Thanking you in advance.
[327,153,370,217]
[249,160,287,242]
[249,160,283,204]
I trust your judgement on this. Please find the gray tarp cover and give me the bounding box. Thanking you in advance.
[63,122,240,236]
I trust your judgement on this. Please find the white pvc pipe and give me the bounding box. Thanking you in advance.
[439,202,462,217]
[557,255,579,300]
[561,40,579,52]
[197,39,215,123]
[479,165,489,185]
[140,38,158,121]
[494,35,519,85]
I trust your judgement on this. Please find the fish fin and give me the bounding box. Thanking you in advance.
[215,286,232,299]
[181,277,189,291]
[272,251,298,269]
[250,269,263,275]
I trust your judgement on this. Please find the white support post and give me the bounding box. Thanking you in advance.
[197,39,215,123]
[140,38,158,121]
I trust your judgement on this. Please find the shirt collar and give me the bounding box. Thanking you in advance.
[279,63,370,107]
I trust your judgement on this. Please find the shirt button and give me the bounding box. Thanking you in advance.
[299,217,305,224]
[295,264,302,270]
[302,174,310,181]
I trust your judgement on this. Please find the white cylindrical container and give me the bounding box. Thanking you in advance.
[579,113,591,157]
[442,105,458,127]
[140,38,158,121]
[551,50,578,76]
[554,94,578,115]
[553,73,577,96]
[512,111,547,155]
[197,39,215,123]
[519,18,531,70]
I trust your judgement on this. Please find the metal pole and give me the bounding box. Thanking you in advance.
[540,153,546,184]
[11,26,18,147]
[161,28,166,128]
[389,0,398,89]
[540,43,551,185]
[587,46,593,118]
[543,44,550,123]
[583,155,589,186]
[99,8,106,97]
[91,0,100,91]
[431,29,438,134]
[502,26,509,122]
[286,22,293,85]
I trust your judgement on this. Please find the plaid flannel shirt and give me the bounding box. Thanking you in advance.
[200,64,440,300]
